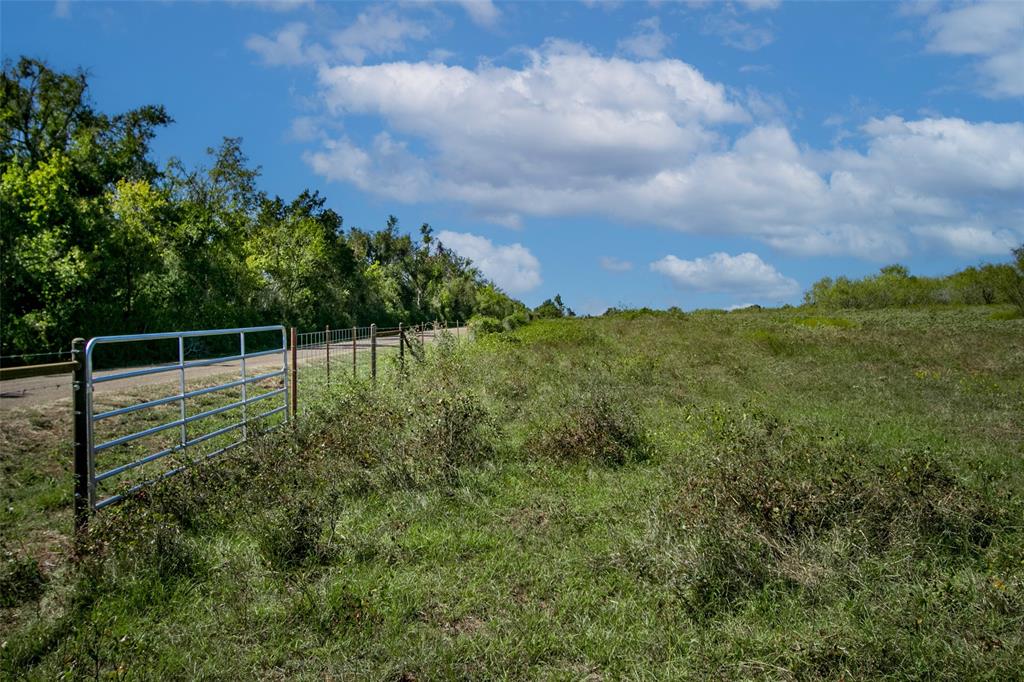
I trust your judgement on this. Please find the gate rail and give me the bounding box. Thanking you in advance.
[73,325,289,529]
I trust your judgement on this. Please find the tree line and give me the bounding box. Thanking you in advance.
[804,255,1024,313]
[0,57,529,360]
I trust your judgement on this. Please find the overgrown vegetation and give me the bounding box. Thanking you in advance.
[2,306,1021,678]
[805,255,1024,313]
[0,57,527,360]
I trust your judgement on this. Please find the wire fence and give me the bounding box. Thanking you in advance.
[0,318,467,534]
[290,321,462,413]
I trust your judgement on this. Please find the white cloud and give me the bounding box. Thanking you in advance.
[245,7,429,66]
[53,0,71,19]
[651,252,799,299]
[923,1,1024,98]
[912,225,1020,257]
[312,42,747,198]
[330,7,430,65]
[298,41,1023,260]
[617,17,671,59]
[246,22,319,66]
[437,231,541,293]
[456,0,501,28]
[600,256,634,272]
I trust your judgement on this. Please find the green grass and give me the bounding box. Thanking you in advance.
[2,307,1022,679]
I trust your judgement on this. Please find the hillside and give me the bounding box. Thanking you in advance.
[2,306,1023,678]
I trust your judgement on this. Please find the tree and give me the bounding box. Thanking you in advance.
[533,294,574,319]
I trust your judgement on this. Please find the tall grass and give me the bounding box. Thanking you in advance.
[2,308,1022,678]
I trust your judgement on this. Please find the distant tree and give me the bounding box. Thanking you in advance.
[998,245,1024,314]
[533,294,575,319]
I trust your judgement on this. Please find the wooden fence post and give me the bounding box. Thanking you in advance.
[290,327,298,418]
[71,337,90,538]
[325,325,330,385]
[370,324,377,382]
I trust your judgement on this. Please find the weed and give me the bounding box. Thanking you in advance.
[0,553,45,607]
[259,499,328,569]
[529,390,650,466]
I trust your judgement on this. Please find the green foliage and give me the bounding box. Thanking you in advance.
[0,58,523,358]
[532,293,574,319]
[794,316,854,329]
[528,390,651,466]
[469,315,504,335]
[2,306,1022,678]
[805,254,1022,310]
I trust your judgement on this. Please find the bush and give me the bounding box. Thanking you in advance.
[634,406,1011,620]
[530,391,650,466]
[501,310,531,331]
[468,316,503,336]
[259,499,328,569]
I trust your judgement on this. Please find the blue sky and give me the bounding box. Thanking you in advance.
[3,0,1022,312]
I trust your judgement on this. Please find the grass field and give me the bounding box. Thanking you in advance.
[2,306,1022,679]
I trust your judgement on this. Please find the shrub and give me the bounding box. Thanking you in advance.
[468,316,503,336]
[530,391,650,466]
[259,499,327,569]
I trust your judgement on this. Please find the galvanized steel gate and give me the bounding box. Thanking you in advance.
[72,326,290,529]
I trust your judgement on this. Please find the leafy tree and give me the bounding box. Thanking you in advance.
[0,57,527,358]
[533,294,575,319]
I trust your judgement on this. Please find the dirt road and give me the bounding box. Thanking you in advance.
[0,328,460,410]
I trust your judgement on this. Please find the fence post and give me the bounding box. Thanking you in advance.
[325,325,330,386]
[370,323,377,382]
[352,326,357,378]
[399,322,405,373]
[72,338,90,538]
[290,327,298,418]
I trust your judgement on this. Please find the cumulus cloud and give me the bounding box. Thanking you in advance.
[923,1,1024,98]
[617,17,671,59]
[437,230,542,293]
[651,252,799,299]
[912,225,1020,257]
[600,256,634,272]
[294,40,1022,260]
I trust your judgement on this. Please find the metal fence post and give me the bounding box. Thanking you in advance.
[290,327,298,418]
[71,338,90,537]
[352,326,357,379]
[325,325,330,385]
[370,323,377,382]
[399,322,405,374]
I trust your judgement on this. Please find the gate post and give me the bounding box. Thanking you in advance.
[325,325,330,385]
[290,327,298,418]
[399,323,405,374]
[370,323,377,382]
[71,338,90,537]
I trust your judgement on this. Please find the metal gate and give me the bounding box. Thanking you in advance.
[72,326,289,526]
